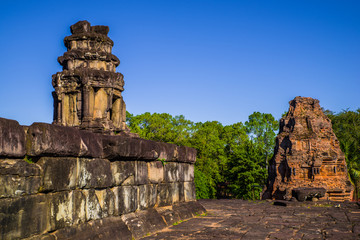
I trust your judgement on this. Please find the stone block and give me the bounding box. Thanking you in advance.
[0,194,49,239]
[182,163,194,182]
[48,191,73,230]
[53,217,132,240]
[177,145,197,163]
[0,159,41,197]
[116,186,138,215]
[111,160,135,186]
[102,135,159,160]
[138,184,158,210]
[136,208,167,235]
[171,201,205,220]
[95,188,115,217]
[135,160,148,185]
[77,158,113,189]
[121,212,147,239]
[178,182,185,202]
[147,160,164,183]
[78,130,103,158]
[157,183,173,207]
[48,190,87,231]
[70,20,91,34]
[26,123,82,157]
[71,190,87,225]
[37,157,77,192]
[172,182,180,203]
[83,189,102,221]
[164,162,179,183]
[184,181,196,201]
[0,117,25,158]
[156,206,181,226]
[172,202,193,220]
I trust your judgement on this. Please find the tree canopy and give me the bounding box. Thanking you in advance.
[127,111,279,199]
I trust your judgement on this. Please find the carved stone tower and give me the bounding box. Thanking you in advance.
[262,97,353,201]
[52,21,127,133]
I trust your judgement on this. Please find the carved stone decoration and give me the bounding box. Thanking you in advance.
[262,97,353,201]
[52,20,127,134]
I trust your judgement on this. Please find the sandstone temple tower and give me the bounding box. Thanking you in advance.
[52,21,127,133]
[262,97,353,201]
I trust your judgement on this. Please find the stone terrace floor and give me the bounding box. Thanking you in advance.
[142,199,360,240]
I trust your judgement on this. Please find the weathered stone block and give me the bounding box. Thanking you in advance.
[26,123,82,157]
[172,201,205,220]
[0,159,41,197]
[111,160,135,186]
[178,182,185,202]
[37,157,77,192]
[71,190,87,225]
[164,162,179,183]
[83,189,102,221]
[147,160,164,183]
[156,206,181,225]
[136,208,167,235]
[78,130,103,158]
[157,183,173,207]
[70,20,91,34]
[184,181,196,201]
[182,163,194,182]
[136,160,148,185]
[102,135,158,160]
[116,186,138,215]
[0,118,25,158]
[172,182,180,203]
[172,202,193,220]
[121,212,146,239]
[95,188,115,217]
[138,184,158,210]
[177,145,197,163]
[78,158,113,189]
[53,217,132,240]
[0,194,49,239]
[48,191,73,230]
[0,175,40,198]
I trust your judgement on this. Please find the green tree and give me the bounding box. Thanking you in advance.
[126,111,193,146]
[189,121,226,199]
[326,109,360,200]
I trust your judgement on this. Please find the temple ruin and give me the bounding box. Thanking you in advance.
[52,20,127,133]
[262,96,353,201]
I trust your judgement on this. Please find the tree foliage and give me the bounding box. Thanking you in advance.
[127,111,279,200]
[326,109,360,200]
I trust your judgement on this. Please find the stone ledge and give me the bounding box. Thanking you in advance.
[24,122,196,163]
[23,201,206,240]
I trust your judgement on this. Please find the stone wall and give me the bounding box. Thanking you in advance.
[0,117,204,239]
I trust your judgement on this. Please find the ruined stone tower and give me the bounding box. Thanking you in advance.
[262,97,353,201]
[52,21,127,133]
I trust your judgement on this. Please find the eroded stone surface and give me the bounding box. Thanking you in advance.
[262,97,353,201]
[0,118,25,158]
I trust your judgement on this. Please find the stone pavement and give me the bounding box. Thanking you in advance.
[141,199,360,240]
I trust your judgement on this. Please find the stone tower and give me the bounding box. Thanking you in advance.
[52,21,127,133]
[262,97,353,201]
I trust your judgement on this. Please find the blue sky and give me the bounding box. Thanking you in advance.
[0,0,359,126]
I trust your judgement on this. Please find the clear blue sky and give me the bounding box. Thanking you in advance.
[0,0,359,126]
